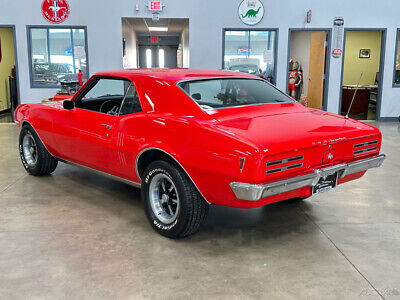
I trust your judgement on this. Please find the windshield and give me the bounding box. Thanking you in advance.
[178,78,295,110]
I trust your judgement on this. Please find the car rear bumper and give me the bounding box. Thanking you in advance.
[230,154,386,201]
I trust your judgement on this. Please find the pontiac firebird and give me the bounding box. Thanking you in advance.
[14,69,385,238]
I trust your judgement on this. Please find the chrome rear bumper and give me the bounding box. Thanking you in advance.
[230,154,386,201]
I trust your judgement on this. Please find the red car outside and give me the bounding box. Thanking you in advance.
[14,69,385,238]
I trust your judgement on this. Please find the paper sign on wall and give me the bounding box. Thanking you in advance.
[263,50,273,63]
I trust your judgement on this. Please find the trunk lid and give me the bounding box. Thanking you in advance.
[212,103,380,180]
[213,103,378,155]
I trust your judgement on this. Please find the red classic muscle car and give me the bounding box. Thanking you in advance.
[14,69,385,238]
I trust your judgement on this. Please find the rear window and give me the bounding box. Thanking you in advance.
[178,78,294,110]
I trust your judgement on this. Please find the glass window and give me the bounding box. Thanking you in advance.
[223,30,276,84]
[119,84,142,115]
[394,30,400,85]
[75,78,142,116]
[179,78,294,110]
[158,49,165,68]
[28,27,88,87]
[146,49,152,68]
[83,78,126,100]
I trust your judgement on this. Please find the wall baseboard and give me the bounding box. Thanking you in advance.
[0,108,12,115]
[377,116,399,122]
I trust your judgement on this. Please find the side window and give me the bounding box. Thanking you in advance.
[83,78,126,100]
[119,84,143,115]
[75,78,134,115]
[183,80,222,105]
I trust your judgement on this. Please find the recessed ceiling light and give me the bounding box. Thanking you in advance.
[148,27,168,32]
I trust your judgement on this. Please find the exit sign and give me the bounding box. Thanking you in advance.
[148,1,163,11]
[151,36,158,42]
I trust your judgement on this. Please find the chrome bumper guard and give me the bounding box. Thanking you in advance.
[230,154,386,201]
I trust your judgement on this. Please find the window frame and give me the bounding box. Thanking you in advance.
[393,29,400,87]
[27,25,89,88]
[73,75,143,116]
[222,28,279,85]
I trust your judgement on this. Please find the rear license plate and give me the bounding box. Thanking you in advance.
[312,172,338,194]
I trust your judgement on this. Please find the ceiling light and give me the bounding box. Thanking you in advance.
[148,27,168,32]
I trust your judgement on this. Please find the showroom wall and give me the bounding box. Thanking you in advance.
[181,25,190,68]
[0,0,399,119]
[122,19,138,69]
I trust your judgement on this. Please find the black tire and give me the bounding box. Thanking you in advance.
[19,125,58,176]
[141,160,209,238]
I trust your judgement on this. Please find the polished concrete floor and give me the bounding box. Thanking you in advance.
[0,122,399,299]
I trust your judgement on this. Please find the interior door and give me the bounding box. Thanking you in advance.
[138,45,178,68]
[308,31,327,109]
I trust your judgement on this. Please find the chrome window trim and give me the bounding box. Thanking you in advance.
[135,147,211,204]
[73,76,144,116]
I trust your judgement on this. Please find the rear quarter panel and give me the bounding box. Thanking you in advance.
[135,114,263,206]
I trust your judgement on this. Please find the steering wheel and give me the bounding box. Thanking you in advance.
[99,100,121,115]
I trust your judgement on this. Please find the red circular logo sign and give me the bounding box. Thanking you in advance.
[41,0,70,23]
[332,48,342,57]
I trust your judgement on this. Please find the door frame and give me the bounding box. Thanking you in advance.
[0,24,21,117]
[339,28,387,121]
[222,28,279,86]
[286,28,332,111]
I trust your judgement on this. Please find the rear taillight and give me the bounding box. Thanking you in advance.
[353,140,378,156]
[265,155,304,175]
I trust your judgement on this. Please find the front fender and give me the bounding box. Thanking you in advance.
[14,104,32,128]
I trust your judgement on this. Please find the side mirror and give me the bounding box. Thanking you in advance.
[192,93,201,100]
[63,100,75,110]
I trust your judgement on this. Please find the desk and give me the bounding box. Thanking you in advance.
[341,85,378,119]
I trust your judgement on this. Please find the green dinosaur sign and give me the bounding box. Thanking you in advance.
[241,7,261,19]
[238,0,264,25]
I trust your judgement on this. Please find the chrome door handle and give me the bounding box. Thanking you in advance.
[101,124,113,130]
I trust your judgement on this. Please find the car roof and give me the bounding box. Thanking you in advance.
[94,68,256,83]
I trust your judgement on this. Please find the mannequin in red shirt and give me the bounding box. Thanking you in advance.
[288,61,302,100]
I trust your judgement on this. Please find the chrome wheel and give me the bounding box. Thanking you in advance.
[149,173,179,224]
[22,133,38,168]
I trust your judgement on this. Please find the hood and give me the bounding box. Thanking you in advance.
[213,103,379,155]
[40,100,64,108]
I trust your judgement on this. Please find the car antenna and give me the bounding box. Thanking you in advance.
[345,72,364,119]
